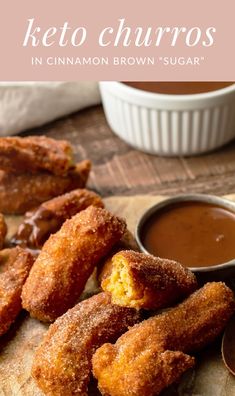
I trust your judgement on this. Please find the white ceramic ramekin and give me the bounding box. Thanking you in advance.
[99,81,235,156]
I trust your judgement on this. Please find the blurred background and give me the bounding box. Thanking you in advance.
[1,81,235,198]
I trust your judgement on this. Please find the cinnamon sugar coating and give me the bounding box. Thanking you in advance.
[0,160,91,214]
[0,136,73,176]
[22,206,127,322]
[92,282,235,396]
[0,247,34,336]
[0,213,7,249]
[12,189,104,248]
[101,250,197,309]
[32,292,140,396]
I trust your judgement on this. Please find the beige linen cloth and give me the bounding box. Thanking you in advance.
[0,81,101,135]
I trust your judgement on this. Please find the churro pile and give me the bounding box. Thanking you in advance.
[0,136,91,214]
[0,135,234,396]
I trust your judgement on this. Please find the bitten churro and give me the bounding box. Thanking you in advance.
[0,213,7,249]
[98,229,140,283]
[22,206,126,322]
[101,250,197,309]
[0,247,34,337]
[0,136,73,176]
[12,189,104,248]
[32,292,141,396]
[92,282,235,396]
[0,160,91,214]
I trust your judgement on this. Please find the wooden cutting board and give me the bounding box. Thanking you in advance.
[1,195,235,396]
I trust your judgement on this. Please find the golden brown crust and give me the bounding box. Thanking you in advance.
[0,160,91,214]
[0,136,73,176]
[92,282,235,396]
[40,188,103,217]
[0,213,7,249]
[22,206,127,322]
[101,250,197,309]
[12,189,104,248]
[0,247,34,336]
[93,348,194,396]
[98,256,113,285]
[32,292,141,396]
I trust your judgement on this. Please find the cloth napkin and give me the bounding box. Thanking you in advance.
[0,81,101,135]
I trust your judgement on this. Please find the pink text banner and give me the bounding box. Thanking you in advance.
[0,0,234,80]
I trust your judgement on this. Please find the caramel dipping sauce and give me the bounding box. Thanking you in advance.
[142,201,235,268]
[123,82,234,95]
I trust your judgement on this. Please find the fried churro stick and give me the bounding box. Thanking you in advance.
[0,213,7,249]
[101,251,197,309]
[0,136,74,176]
[0,247,34,336]
[32,292,141,396]
[92,282,235,396]
[0,160,91,214]
[22,206,127,322]
[12,189,104,248]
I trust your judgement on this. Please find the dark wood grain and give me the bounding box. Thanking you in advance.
[24,105,235,197]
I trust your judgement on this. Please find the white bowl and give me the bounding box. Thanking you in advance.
[99,81,235,156]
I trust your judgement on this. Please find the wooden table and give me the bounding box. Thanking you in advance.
[25,105,235,197]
